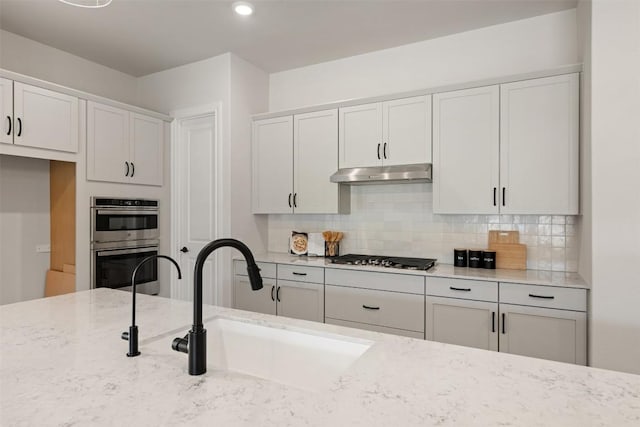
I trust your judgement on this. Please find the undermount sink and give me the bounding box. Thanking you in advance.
[151,317,373,390]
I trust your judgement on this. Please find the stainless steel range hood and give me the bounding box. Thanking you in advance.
[330,163,432,184]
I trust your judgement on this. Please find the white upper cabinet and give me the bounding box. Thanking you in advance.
[433,73,579,215]
[383,96,432,166]
[338,102,382,168]
[253,110,348,214]
[294,109,345,214]
[339,95,431,168]
[87,101,163,186]
[252,116,294,214]
[12,82,78,153]
[129,113,164,186]
[87,102,129,183]
[0,78,13,145]
[500,74,579,214]
[433,85,500,214]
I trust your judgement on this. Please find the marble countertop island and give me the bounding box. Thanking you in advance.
[2,289,638,426]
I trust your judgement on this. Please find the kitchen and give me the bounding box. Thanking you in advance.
[1,0,639,425]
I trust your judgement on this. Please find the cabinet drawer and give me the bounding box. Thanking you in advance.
[325,268,424,294]
[426,277,498,302]
[277,264,324,283]
[500,283,587,312]
[234,260,276,279]
[326,318,424,339]
[325,285,424,332]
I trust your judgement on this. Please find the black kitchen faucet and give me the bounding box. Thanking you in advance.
[171,239,263,375]
[122,255,182,357]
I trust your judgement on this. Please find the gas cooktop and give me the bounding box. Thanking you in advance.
[329,254,437,271]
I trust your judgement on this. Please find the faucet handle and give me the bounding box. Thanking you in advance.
[121,331,129,341]
[172,334,189,353]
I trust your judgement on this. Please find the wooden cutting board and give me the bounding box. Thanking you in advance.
[488,243,527,270]
[488,230,520,244]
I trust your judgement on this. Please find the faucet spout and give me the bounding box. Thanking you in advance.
[173,238,263,376]
[122,255,182,357]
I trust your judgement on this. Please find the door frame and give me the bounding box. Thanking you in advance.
[170,103,225,302]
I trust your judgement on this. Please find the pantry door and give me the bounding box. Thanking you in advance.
[172,108,222,305]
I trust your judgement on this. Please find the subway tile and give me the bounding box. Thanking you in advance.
[538,216,551,224]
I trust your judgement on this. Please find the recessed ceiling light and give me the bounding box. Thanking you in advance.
[58,0,113,8]
[233,1,254,16]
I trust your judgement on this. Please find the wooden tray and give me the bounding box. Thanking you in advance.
[488,230,520,244]
[488,242,527,270]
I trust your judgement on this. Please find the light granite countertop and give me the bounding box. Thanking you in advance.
[1,288,637,426]
[242,252,589,289]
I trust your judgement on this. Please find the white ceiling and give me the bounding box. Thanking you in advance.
[0,0,577,77]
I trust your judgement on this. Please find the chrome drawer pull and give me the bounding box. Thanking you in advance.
[362,305,380,310]
[450,286,471,292]
[528,294,555,299]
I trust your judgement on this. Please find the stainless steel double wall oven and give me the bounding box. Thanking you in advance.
[90,197,160,295]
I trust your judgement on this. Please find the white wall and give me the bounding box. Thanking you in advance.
[229,54,269,262]
[589,0,640,374]
[0,155,50,305]
[137,53,269,307]
[577,0,592,286]
[269,10,578,111]
[0,30,139,105]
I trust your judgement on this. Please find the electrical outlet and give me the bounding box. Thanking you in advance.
[36,244,51,253]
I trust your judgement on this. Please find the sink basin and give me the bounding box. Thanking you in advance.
[152,317,373,390]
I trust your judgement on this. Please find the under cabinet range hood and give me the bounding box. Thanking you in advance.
[330,163,432,184]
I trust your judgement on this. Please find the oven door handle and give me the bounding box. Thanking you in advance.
[96,247,158,256]
[96,209,158,216]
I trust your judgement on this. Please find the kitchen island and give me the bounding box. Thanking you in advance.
[1,289,639,426]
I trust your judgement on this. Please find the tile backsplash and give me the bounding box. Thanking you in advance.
[267,183,580,272]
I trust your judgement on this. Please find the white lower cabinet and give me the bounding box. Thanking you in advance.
[426,297,498,351]
[233,261,324,323]
[426,278,587,365]
[324,269,425,338]
[426,278,499,351]
[498,282,587,365]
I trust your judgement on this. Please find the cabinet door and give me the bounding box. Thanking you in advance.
[0,78,12,145]
[234,275,276,316]
[382,95,431,166]
[276,279,324,323]
[499,304,586,365]
[433,86,500,214]
[293,109,340,214]
[87,102,129,183]
[130,113,164,186]
[500,74,579,214]
[252,116,293,213]
[426,297,498,351]
[338,102,382,168]
[13,82,78,153]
